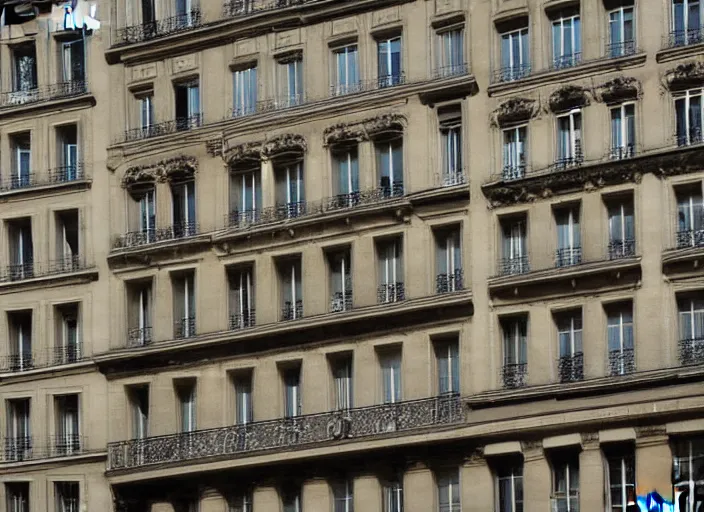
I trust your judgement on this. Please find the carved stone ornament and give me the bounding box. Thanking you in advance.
[122,155,198,188]
[548,85,590,113]
[323,113,406,146]
[261,133,307,158]
[205,138,223,158]
[224,141,263,167]
[635,425,667,438]
[595,77,641,104]
[664,61,704,91]
[491,98,539,127]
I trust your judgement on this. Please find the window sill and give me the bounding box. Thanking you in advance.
[656,41,704,63]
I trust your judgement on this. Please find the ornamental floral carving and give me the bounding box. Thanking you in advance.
[548,85,590,113]
[262,134,307,158]
[323,113,407,146]
[595,77,641,104]
[224,141,263,167]
[664,61,704,91]
[491,98,539,127]
[363,113,406,138]
[122,155,198,187]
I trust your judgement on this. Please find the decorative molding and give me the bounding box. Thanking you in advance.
[635,425,667,438]
[224,141,263,167]
[521,439,543,452]
[595,76,641,104]
[205,138,223,158]
[548,84,590,113]
[262,133,307,158]
[664,60,704,91]
[121,155,198,187]
[323,113,406,146]
[580,432,600,446]
[490,98,539,127]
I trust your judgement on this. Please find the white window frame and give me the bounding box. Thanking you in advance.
[503,319,527,366]
[610,102,636,158]
[672,0,703,39]
[380,351,402,404]
[139,94,154,129]
[675,89,704,146]
[180,384,196,433]
[557,311,582,358]
[608,6,635,53]
[500,28,529,77]
[607,454,635,512]
[232,66,257,116]
[383,480,404,512]
[436,27,465,74]
[333,44,359,95]
[552,14,581,66]
[502,125,527,176]
[495,465,523,512]
[556,109,582,161]
[551,458,579,512]
[332,480,354,512]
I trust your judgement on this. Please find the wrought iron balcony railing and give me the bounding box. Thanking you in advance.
[0,165,88,193]
[436,269,463,294]
[127,327,153,347]
[491,64,531,84]
[0,256,92,283]
[502,164,526,181]
[0,343,87,373]
[679,338,704,366]
[558,353,584,383]
[276,201,307,220]
[438,170,466,187]
[2,436,32,462]
[608,239,636,260]
[230,309,256,330]
[606,40,637,58]
[330,291,353,313]
[223,0,327,19]
[608,348,635,376]
[1,354,34,372]
[115,10,202,45]
[676,127,703,147]
[112,222,200,250]
[123,114,203,142]
[550,53,583,70]
[107,393,464,470]
[665,28,704,49]
[175,316,197,339]
[330,74,406,97]
[497,255,530,277]
[1,436,88,462]
[501,363,527,389]
[555,247,582,268]
[52,343,84,366]
[609,145,636,160]
[377,282,405,304]
[550,150,584,172]
[282,300,303,321]
[676,229,704,249]
[49,434,85,457]
[0,80,87,109]
[432,63,468,80]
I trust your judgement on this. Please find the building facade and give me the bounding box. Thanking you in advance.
[3,0,704,511]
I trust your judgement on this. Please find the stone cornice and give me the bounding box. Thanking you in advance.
[548,84,590,113]
[490,97,539,128]
[656,42,704,64]
[122,155,198,187]
[481,144,704,208]
[224,141,262,166]
[323,113,406,146]
[261,133,307,158]
[594,76,641,104]
[663,60,704,92]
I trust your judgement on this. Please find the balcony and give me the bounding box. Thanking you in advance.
[0,164,87,194]
[436,269,464,294]
[115,10,202,46]
[282,300,303,321]
[501,164,526,182]
[501,363,527,389]
[676,229,704,249]
[223,0,321,19]
[608,239,636,260]
[558,353,584,383]
[608,348,635,376]
[549,150,584,173]
[230,310,255,330]
[0,81,87,110]
[127,327,153,348]
[377,282,405,304]
[106,394,464,472]
[0,343,88,374]
[497,255,530,277]
[664,28,704,50]
[432,63,469,80]
[606,40,637,59]
[609,145,636,160]
[330,292,353,313]
[491,64,532,84]
[679,338,704,366]
[175,316,196,339]
[330,75,406,98]
[438,170,467,187]
[0,256,94,284]
[1,435,89,463]
[122,115,203,143]
[676,127,703,148]
[112,222,200,250]
[555,247,582,268]
[550,53,583,71]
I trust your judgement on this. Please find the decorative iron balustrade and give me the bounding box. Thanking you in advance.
[127,327,153,348]
[0,354,34,372]
[665,28,704,49]
[115,10,202,46]
[282,300,303,321]
[608,348,635,376]
[112,222,200,250]
[228,92,308,118]
[123,114,203,142]
[330,291,353,313]
[0,165,87,193]
[550,149,584,172]
[175,316,197,339]
[679,338,704,366]
[107,394,464,470]
[491,64,531,84]
[0,343,87,373]
[49,434,86,457]
[502,165,526,181]
[497,255,530,277]
[676,229,704,249]
[501,363,527,389]
[230,310,256,330]
[558,353,584,383]
[330,74,406,97]
[2,437,32,462]
[609,145,636,160]
[608,239,636,260]
[438,170,466,187]
[377,282,405,304]
[0,256,92,283]
[550,53,583,70]
[436,269,463,294]
[676,127,703,148]
[51,343,85,366]
[555,247,582,268]
[0,80,87,109]
[223,0,324,18]
[605,40,637,58]
[432,63,469,80]
[1,436,88,462]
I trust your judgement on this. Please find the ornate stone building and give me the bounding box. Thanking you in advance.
[3,0,704,511]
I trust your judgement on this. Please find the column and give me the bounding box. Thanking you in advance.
[252,487,279,512]
[404,220,429,300]
[302,245,326,317]
[635,426,673,505]
[302,478,330,512]
[254,253,277,325]
[354,475,381,512]
[352,236,377,307]
[153,270,173,342]
[463,451,494,512]
[199,489,227,512]
[151,503,175,512]
[403,463,434,512]
[302,351,329,414]
[523,442,551,512]
[261,159,275,209]
[579,433,604,511]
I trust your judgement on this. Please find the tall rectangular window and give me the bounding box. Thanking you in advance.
[677,187,704,247]
[333,44,360,96]
[61,38,85,84]
[435,227,462,293]
[608,6,635,57]
[556,110,583,166]
[138,92,154,130]
[172,271,196,339]
[12,44,37,92]
[383,479,404,512]
[232,66,257,117]
[278,56,303,107]
[171,180,197,237]
[439,107,463,185]
[8,311,33,371]
[672,0,703,46]
[377,238,404,303]
[496,461,524,512]
[228,265,255,329]
[499,27,530,81]
[551,452,580,512]
[555,310,583,383]
[11,132,32,188]
[554,206,581,267]
[174,81,201,129]
[175,0,195,26]
[502,126,527,180]
[332,148,360,206]
[8,218,34,280]
[275,163,305,219]
[502,317,527,388]
[232,371,253,425]
[229,168,261,226]
[678,296,704,366]
[54,394,81,455]
[607,302,635,376]
[56,125,79,182]
[176,381,196,433]
[332,479,354,512]
[282,366,301,418]
[329,249,352,312]
[137,187,157,242]
[675,89,704,146]
[435,28,465,76]
[229,493,252,512]
[55,303,81,364]
[607,198,636,259]
[437,469,460,512]
[551,11,581,68]
[331,354,353,410]
[376,139,404,197]
[378,36,402,86]
[435,338,460,394]
[129,385,149,439]
[379,348,402,404]
[500,217,528,276]
[6,482,29,512]
[671,438,704,512]
[55,482,80,512]
[610,103,636,159]
[281,487,301,512]
[127,281,152,346]
[279,258,303,320]
[6,398,31,461]
[604,446,636,511]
